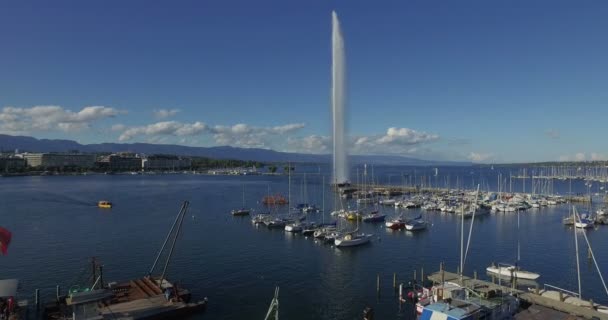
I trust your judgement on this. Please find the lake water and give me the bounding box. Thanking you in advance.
[1,165,607,319]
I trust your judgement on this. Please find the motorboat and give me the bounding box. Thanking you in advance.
[362,211,386,222]
[379,198,396,206]
[486,263,540,280]
[385,219,405,230]
[98,200,112,209]
[231,208,251,216]
[284,223,303,233]
[405,219,427,231]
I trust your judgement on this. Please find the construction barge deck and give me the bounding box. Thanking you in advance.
[427,270,608,319]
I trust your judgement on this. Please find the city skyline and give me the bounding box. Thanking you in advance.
[1,1,608,163]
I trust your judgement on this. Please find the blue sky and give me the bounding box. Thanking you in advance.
[1,1,607,163]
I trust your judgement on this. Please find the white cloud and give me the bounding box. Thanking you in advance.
[118,121,306,148]
[119,121,208,141]
[351,127,439,154]
[0,105,123,134]
[468,152,494,162]
[590,153,608,161]
[208,123,306,148]
[557,152,596,162]
[153,109,180,119]
[287,135,331,154]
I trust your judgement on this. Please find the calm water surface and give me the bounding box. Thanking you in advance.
[1,167,607,319]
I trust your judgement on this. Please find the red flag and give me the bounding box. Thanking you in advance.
[0,226,12,255]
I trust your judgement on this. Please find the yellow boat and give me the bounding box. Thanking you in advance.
[98,200,112,209]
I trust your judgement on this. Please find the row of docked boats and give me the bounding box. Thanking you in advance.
[250,211,374,248]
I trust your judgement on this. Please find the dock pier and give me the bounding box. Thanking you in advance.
[426,269,608,319]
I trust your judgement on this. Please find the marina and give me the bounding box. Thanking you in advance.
[3,169,608,319]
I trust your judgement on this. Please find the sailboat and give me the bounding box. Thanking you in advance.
[263,287,279,320]
[231,185,251,216]
[335,187,373,247]
[404,214,427,231]
[486,200,540,280]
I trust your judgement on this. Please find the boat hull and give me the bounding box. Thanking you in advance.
[486,266,540,280]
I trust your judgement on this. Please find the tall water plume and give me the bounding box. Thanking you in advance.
[332,11,348,184]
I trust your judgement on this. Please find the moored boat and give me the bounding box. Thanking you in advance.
[231,208,251,216]
[405,219,427,231]
[334,233,372,247]
[486,263,540,280]
[98,200,112,209]
[385,219,405,230]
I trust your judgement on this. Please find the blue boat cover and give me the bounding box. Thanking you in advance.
[419,302,473,320]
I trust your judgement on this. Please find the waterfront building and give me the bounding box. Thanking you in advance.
[142,155,191,171]
[97,154,142,171]
[23,153,96,169]
[0,156,26,171]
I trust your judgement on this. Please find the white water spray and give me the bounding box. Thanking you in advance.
[332,11,348,184]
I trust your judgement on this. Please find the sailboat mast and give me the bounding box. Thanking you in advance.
[322,176,325,224]
[460,200,464,278]
[573,206,582,298]
[517,209,520,263]
[288,162,291,211]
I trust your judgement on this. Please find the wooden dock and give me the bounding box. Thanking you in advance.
[427,270,608,319]
[100,294,207,319]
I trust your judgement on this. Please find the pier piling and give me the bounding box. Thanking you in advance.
[414,270,417,281]
[421,267,424,282]
[35,289,40,309]
[474,270,477,280]
[56,285,60,301]
[398,283,403,301]
[393,273,396,290]
[376,274,380,295]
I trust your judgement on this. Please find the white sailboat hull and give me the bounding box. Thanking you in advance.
[334,234,372,247]
[486,266,540,280]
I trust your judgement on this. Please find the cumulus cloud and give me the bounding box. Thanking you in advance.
[545,129,560,139]
[351,127,439,154]
[119,121,208,141]
[468,152,494,162]
[558,152,586,161]
[118,121,306,148]
[287,135,331,154]
[208,123,306,148]
[153,109,180,119]
[0,105,123,134]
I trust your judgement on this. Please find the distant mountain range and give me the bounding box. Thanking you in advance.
[0,134,470,166]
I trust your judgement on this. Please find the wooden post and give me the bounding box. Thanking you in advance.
[56,285,61,301]
[421,267,424,282]
[590,299,594,309]
[377,274,380,294]
[35,289,40,309]
[399,283,403,301]
[414,270,417,281]
[393,273,396,289]
[473,270,477,280]
[559,291,564,302]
